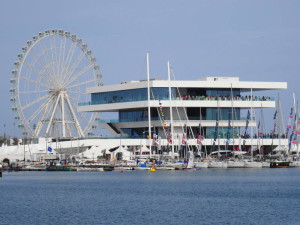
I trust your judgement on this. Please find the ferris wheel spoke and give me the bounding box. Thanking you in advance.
[65,65,95,87]
[49,38,58,82]
[67,78,96,89]
[40,38,55,78]
[30,47,53,80]
[19,90,49,94]
[23,60,49,84]
[62,51,86,86]
[67,90,88,95]
[27,96,53,122]
[61,40,77,80]
[58,37,66,80]
[53,36,61,83]
[21,94,48,111]
[20,76,49,89]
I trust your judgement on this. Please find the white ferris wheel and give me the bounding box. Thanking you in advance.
[10,29,102,138]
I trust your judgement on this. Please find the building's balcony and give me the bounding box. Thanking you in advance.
[98,117,255,124]
[79,95,274,106]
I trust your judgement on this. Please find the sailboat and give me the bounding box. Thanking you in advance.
[208,103,228,168]
[184,150,199,170]
[227,86,246,168]
[270,94,292,168]
[288,93,300,167]
[242,89,262,168]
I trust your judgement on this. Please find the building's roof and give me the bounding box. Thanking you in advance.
[87,77,287,93]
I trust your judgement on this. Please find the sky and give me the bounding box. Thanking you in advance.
[0,0,300,137]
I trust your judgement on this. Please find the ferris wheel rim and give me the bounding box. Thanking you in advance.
[11,29,102,138]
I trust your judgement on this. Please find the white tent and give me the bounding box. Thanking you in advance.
[273,145,288,152]
[80,145,110,160]
[111,146,132,161]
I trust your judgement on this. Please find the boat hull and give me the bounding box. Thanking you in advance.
[289,161,300,167]
[194,162,209,168]
[46,166,77,171]
[227,161,244,168]
[208,161,228,168]
[270,161,290,168]
[243,161,262,168]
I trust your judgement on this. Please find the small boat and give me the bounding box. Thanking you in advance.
[243,161,262,168]
[149,166,156,172]
[262,162,270,168]
[289,161,300,167]
[270,161,290,168]
[227,160,244,168]
[46,166,77,171]
[135,164,150,170]
[103,166,114,171]
[194,161,208,168]
[155,166,175,170]
[208,161,228,168]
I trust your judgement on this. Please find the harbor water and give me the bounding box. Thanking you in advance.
[1,169,300,225]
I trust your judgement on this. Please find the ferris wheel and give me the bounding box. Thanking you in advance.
[10,29,102,138]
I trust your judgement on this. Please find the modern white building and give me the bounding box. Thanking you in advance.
[78,76,287,152]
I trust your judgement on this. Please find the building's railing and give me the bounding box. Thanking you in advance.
[99,117,255,124]
[78,95,274,106]
[95,134,287,140]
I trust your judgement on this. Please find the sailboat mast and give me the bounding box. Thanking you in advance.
[146,53,152,158]
[167,61,175,159]
[250,88,254,160]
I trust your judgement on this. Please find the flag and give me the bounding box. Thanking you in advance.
[167,132,172,143]
[47,147,52,152]
[152,134,158,146]
[260,146,264,154]
[182,133,187,145]
[197,134,204,140]
[287,108,293,134]
[244,110,250,136]
[273,110,277,120]
[226,113,232,147]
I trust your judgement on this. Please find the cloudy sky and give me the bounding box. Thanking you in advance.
[0,0,299,137]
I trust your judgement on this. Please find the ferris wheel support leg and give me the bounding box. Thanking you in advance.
[64,92,85,137]
[45,93,61,137]
[61,94,66,137]
[34,100,51,137]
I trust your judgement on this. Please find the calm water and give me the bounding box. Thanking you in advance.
[1,169,300,225]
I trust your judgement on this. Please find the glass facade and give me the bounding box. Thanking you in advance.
[91,88,147,104]
[205,127,240,139]
[206,108,240,120]
[91,88,176,105]
[121,127,159,138]
[119,109,159,122]
[151,88,176,100]
[206,88,240,97]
